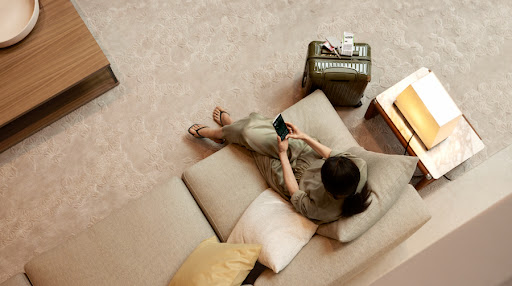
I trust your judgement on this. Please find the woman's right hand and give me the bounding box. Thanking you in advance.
[285,122,307,140]
[277,135,289,155]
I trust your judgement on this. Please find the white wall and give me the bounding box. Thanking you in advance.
[372,192,512,286]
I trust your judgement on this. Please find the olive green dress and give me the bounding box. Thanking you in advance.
[222,112,367,224]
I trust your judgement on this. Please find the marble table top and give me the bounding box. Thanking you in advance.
[376,67,485,179]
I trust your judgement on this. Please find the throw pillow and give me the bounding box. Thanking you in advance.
[316,146,419,242]
[227,189,318,273]
[168,236,261,286]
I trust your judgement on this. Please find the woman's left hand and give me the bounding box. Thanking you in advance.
[277,135,289,155]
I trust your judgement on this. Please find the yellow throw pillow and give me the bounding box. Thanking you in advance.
[169,236,261,286]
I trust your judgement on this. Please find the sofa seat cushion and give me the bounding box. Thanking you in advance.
[24,177,216,286]
[254,184,431,286]
[183,90,360,241]
[0,274,31,286]
[182,144,269,242]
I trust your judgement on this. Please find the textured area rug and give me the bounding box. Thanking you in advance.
[1,0,511,281]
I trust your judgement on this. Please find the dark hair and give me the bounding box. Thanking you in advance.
[321,156,372,217]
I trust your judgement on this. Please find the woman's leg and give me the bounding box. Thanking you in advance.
[188,107,234,144]
[189,107,309,199]
[189,108,306,160]
[188,124,223,140]
[222,113,281,159]
[213,106,233,126]
[217,110,291,198]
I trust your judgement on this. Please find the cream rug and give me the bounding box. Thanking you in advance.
[1,0,511,281]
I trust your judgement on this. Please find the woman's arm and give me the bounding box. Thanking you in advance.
[277,136,299,196]
[277,134,318,221]
[300,134,332,159]
[286,122,332,158]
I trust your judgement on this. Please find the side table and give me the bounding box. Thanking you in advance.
[0,0,118,153]
[364,67,485,190]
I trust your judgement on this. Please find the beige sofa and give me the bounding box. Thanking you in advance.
[2,90,431,286]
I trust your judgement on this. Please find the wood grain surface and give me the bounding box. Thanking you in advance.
[0,0,110,127]
[0,67,117,153]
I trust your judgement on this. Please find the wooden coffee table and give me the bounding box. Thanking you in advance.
[364,67,485,190]
[0,0,118,153]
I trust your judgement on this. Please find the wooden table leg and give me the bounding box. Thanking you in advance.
[415,175,436,190]
[364,98,379,120]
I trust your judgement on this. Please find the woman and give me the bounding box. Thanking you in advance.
[188,107,372,224]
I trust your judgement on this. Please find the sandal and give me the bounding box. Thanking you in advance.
[213,107,231,127]
[188,124,225,144]
[219,111,229,127]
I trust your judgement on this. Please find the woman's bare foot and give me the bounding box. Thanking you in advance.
[188,124,225,144]
[213,106,233,127]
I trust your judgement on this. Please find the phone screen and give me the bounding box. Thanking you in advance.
[272,114,289,141]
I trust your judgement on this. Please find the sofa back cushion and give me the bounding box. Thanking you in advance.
[24,177,216,286]
[317,146,419,242]
[281,89,359,151]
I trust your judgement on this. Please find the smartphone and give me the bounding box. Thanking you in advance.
[272,113,289,141]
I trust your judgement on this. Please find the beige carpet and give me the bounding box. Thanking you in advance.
[1,0,511,282]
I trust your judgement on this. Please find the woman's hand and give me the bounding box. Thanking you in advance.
[277,135,289,155]
[285,122,307,140]
[285,122,332,158]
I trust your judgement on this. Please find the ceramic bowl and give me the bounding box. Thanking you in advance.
[0,0,40,48]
